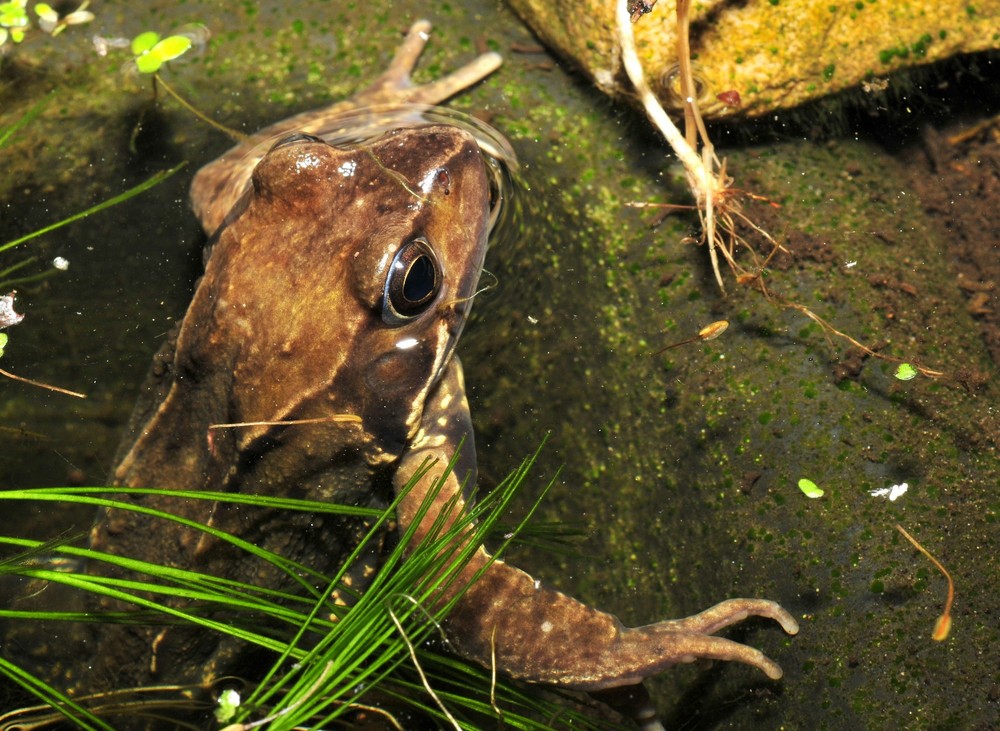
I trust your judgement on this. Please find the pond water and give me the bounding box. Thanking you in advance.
[0,1,997,729]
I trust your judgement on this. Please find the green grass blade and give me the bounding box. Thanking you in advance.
[0,656,115,731]
[0,163,187,256]
[0,93,54,151]
[0,439,611,729]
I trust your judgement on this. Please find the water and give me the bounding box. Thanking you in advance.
[1,1,998,729]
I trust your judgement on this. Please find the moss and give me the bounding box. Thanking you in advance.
[3,1,998,727]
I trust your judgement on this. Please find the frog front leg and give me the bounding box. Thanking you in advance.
[191,20,501,235]
[394,358,799,693]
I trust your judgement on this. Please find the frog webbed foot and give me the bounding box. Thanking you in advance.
[353,20,502,108]
[622,598,801,683]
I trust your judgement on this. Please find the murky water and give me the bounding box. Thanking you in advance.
[1,1,997,729]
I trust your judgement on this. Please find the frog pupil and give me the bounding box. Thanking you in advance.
[403,255,435,303]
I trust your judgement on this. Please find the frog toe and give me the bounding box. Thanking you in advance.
[647,631,788,681]
[659,597,800,637]
[357,20,502,107]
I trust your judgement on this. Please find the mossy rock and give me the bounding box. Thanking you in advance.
[507,0,1000,118]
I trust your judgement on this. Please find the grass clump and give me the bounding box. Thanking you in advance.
[0,446,613,730]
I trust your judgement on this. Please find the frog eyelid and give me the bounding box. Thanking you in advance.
[269,132,325,152]
[381,237,442,326]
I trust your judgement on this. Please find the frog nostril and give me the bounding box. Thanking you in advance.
[270,133,324,151]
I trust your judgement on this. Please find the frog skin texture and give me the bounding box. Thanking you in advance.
[81,19,798,724]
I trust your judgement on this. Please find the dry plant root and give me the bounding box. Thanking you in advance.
[617,0,784,293]
[617,0,944,379]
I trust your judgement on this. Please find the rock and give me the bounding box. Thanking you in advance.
[507,0,1000,118]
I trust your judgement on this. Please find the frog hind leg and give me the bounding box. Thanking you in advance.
[395,358,799,696]
[191,21,501,235]
[351,20,502,108]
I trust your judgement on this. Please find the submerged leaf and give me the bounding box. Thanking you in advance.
[797,478,824,499]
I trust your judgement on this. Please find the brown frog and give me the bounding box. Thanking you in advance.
[84,19,797,725]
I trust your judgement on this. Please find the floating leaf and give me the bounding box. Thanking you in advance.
[135,49,162,74]
[34,2,56,29]
[0,0,29,29]
[133,33,192,74]
[894,363,918,381]
[153,35,191,62]
[214,688,240,723]
[797,478,824,499]
[130,30,159,55]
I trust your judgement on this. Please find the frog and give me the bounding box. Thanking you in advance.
[80,19,797,725]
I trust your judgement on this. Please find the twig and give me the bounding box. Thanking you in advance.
[0,367,85,398]
[389,603,462,731]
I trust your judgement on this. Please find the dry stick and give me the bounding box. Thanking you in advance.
[208,415,363,431]
[388,604,463,731]
[346,703,405,731]
[676,0,717,276]
[676,0,716,158]
[489,625,503,720]
[776,300,944,378]
[0,367,85,398]
[895,523,954,641]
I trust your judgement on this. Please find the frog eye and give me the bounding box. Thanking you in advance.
[382,238,441,325]
[269,133,323,151]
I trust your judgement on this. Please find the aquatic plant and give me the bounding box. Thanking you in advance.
[117,23,244,142]
[617,0,944,380]
[0,448,616,729]
[895,524,955,642]
[130,30,194,74]
[0,0,92,52]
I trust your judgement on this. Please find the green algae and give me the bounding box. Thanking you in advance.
[1,0,998,729]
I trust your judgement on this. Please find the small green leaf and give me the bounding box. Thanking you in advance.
[0,1,29,28]
[894,363,918,381]
[34,3,56,23]
[131,30,159,56]
[797,478,824,499]
[0,332,8,358]
[134,52,162,74]
[151,35,192,63]
[213,687,240,723]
